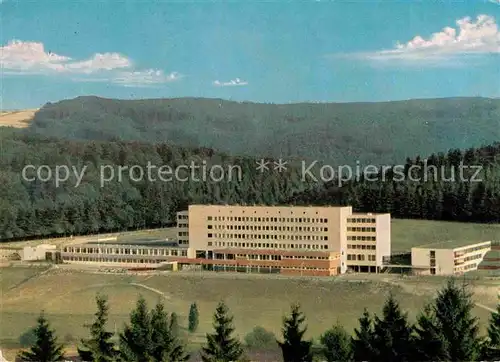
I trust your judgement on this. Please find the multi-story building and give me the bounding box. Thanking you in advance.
[61,240,186,270]
[57,204,391,277]
[411,240,492,275]
[177,204,391,276]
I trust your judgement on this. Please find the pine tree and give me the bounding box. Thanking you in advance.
[320,324,353,362]
[412,304,449,361]
[78,294,117,362]
[119,295,152,362]
[277,303,313,362]
[166,311,189,362]
[370,294,414,362]
[17,312,65,362]
[484,303,500,360]
[200,301,244,362]
[150,301,189,362]
[352,309,374,362]
[188,302,199,333]
[416,278,481,361]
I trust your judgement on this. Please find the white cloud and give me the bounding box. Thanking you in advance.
[346,15,500,66]
[213,78,248,87]
[111,70,182,87]
[0,40,180,86]
[489,0,500,4]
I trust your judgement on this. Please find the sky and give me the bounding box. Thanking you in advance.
[1,0,500,109]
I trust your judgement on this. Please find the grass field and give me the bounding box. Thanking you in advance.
[0,109,37,128]
[1,219,499,359]
[391,219,500,252]
[0,265,498,360]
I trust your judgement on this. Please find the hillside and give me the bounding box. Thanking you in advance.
[0,128,315,241]
[27,96,500,165]
[289,143,500,222]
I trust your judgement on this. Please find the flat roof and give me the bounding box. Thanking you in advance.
[414,240,491,250]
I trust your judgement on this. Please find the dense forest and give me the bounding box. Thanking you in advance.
[27,96,500,165]
[1,96,500,241]
[0,128,315,240]
[1,125,499,241]
[290,143,500,223]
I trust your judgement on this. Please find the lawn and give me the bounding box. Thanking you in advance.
[391,219,500,252]
[0,266,497,360]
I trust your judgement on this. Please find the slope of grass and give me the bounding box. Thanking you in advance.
[0,109,37,128]
[391,219,500,252]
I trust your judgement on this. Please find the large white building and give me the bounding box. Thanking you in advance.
[411,240,492,275]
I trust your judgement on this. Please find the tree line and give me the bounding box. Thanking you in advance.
[290,143,500,223]
[16,279,500,361]
[1,129,500,242]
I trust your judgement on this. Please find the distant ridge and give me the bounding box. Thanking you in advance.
[25,96,500,165]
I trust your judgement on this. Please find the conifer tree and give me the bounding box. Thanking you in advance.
[78,294,117,362]
[370,294,414,362]
[412,304,449,361]
[166,311,190,362]
[119,295,152,362]
[320,323,353,362]
[277,303,313,362]
[200,301,243,362]
[484,303,500,360]
[188,302,199,333]
[416,278,481,361]
[17,312,65,362]
[352,309,374,362]
[150,301,189,362]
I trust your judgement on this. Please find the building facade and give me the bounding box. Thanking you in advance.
[57,204,391,277]
[61,242,185,270]
[411,240,492,275]
[22,244,57,261]
[178,204,391,275]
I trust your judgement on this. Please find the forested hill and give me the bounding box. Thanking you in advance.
[0,126,499,240]
[27,96,500,166]
[289,143,500,223]
[0,129,316,241]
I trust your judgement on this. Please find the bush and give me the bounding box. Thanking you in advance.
[19,329,36,347]
[244,326,277,349]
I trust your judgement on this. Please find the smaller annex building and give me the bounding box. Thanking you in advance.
[411,240,492,275]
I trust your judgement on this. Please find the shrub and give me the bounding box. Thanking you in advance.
[244,326,277,349]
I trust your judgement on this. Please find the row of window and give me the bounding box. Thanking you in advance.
[208,216,329,224]
[178,223,188,228]
[178,231,189,237]
[214,253,330,261]
[177,214,188,220]
[348,244,377,250]
[347,236,377,241]
[347,227,376,232]
[455,262,478,272]
[63,247,188,257]
[347,254,377,261]
[208,224,329,233]
[207,241,329,250]
[207,233,329,241]
[455,244,490,256]
[455,253,483,265]
[63,256,178,263]
[347,218,376,224]
[211,264,330,271]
